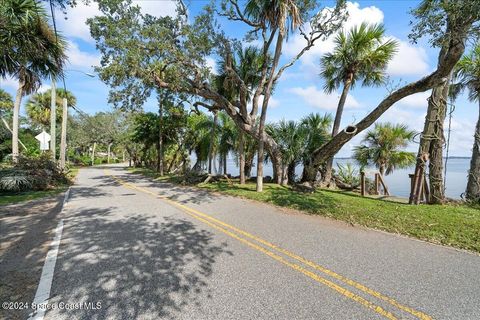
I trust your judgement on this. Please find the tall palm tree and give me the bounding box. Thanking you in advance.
[353,123,416,176]
[320,22,398,184]
[1,0,67,161]
[453,44,480,202]
[25,88,76,128]
[245,0,302,192]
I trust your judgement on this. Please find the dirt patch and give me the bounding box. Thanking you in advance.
[0,194,65,320]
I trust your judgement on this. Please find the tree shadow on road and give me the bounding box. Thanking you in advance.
[109,167,222,206]
[0,194,65,320]
[49,207,232,319]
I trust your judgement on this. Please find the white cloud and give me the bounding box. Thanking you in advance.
[205,57,217,75]
[284,2,384,75]
[269,97,280,108]
[37,84,52,93]
[0,76,18,90]
[66,41,101,69]
[397,91,431,109]
[283,2,430,79]
[289,85,360,111]
[448,117,475,156]
[387,38,429,76]
[56,1,177,43]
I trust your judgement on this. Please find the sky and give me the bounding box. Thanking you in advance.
[0,0,477,158]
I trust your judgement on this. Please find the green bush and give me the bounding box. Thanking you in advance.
[0,169,32,191]
[0,154,69,192]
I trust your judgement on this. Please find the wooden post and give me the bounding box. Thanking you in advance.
[360,171,366,196]
[423,175,430,203]
[409,173,415,203]
[413,166,425,205]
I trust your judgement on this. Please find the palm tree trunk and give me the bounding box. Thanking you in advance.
[287,162,296,185]
[158,96,164,175]
[428,80,450,204]
[107,143,112,164]
[223,153,227,175]
[91,142,96,166]
[411,79,450,204]
[323,76,353,186]
[50,77,56,161]
[466,100,480,202]
[257,31,284,192]
[12,80,24,163]
[208,111,218,174]
[59,98,68,169]
[239,131,245,184]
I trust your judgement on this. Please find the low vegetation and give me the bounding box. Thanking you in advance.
[130,168,480,253]
[0,154,78,205]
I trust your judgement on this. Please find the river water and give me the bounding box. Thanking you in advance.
[215,157,471,199]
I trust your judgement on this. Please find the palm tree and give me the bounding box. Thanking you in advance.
[216,46,264,183]
[245,0,302,192]
[267,119,308,184]
[25,89,76,128]
[1,0,67,162]
[300,113,333,182]
[217,112,237,175]
[353,123,416,176]
[320,22,398,184]
[453,44,480,202]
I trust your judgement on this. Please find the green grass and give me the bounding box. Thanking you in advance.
[129,167,480,253]
[0,187,68,206]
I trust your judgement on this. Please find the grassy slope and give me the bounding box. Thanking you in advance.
[130,168,480,253]
[0,166,80,206]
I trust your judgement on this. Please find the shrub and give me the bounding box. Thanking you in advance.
[0,169,32,191]
[336,162,361,187]
[0,154,69,192]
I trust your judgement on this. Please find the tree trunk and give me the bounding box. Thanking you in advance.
[59,98,68,169]
[323,77,353,186]
[12,80,24,163]
[301,162,318,183]
[223,153,227,175]
[256,31,285,192]
[158,96,164,175]
[287,162,296,185]
[208,111,218,174]
[466,100,480,202]
[91,142,96,166]
[412,72,451,204]
[245,160,253,178]
[379,165,385,177]
[50,78,56,161]
[107,143,112,164]
[428,88,448,204]
[239,131,245,184]
[123,149,126,162]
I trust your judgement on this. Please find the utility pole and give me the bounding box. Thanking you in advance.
[50,77,56,161]
[59,97,68,169]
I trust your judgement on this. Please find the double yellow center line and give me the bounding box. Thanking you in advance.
[106,171,433,320]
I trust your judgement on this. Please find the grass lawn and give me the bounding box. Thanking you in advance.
[0,187,69,206]
[129,167,480,253]
[0,166,81,206]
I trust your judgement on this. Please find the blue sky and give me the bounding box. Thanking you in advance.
[0,0,477,157]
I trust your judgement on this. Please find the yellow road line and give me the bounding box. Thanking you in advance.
[107,171,432,320]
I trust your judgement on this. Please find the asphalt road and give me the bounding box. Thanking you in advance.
[38,165,480,320]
